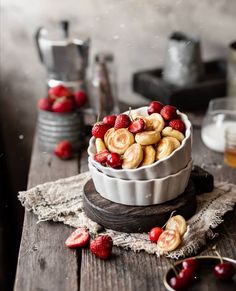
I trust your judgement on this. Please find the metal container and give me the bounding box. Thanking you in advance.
[163,32,204,86]
[37,110,83,153]
[35,20,90,92]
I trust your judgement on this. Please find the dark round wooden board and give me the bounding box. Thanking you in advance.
[83,179,197,233]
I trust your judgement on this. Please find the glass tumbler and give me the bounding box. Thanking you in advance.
[201,98,236,152]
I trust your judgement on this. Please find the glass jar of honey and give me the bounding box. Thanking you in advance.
[224,126,236,168]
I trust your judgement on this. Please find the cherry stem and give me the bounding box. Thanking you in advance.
[162,210,176,229]
[212,246,223,264]
[96,114,100,123]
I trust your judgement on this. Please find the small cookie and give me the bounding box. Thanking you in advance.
[122,143,143,169]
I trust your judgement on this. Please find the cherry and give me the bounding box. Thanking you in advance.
[169,276,185,290]
[103,115,117,126]
[106,153,122,168]
[182,258,198,273]
[213,247,236,280]
[178,268,194,285]
[214,262,235,280]
[147,101,164,115]
[149,227,163,243]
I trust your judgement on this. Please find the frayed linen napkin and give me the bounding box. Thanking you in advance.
[18,172,236,259]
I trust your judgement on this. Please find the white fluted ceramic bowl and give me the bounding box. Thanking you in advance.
[88,106,192,180]
[88,158,192,206]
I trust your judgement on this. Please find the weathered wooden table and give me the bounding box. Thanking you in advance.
[14,126,236,291]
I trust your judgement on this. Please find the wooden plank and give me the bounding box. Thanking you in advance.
[80,128,236,291]
[79,150,170,291]
[192,128,236,259]
[14,137,80,291]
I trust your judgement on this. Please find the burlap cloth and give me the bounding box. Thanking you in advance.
[18,172,236,259]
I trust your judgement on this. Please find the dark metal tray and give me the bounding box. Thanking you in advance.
[132,60,226,111]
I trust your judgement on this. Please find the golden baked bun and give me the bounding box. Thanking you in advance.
[104,128,115,147]
[135,131,161,146]
[95,138,107,153]
[157,229,181,252]
[156,137,175,160]
[107,128,134,155]
[140,145,156,166]
[145,113,165,132]
[122,143,143,169]
[164,136,180,150]
[162,126,185,142]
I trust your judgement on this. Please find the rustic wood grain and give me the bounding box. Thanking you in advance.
[14,137,80,291]
[79,127,236,291]
[15,125,236,291]
[83,179,196,233]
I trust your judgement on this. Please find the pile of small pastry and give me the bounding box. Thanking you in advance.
[91,101,186,169]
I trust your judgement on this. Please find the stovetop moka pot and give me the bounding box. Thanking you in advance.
[35,20,90,91]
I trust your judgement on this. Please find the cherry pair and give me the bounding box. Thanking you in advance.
[169,258,198,290]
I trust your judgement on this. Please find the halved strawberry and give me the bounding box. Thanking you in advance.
[90,235,113,260]
[128,118,145,134]
[65,227,90,248]
[48,85,72,100]
[94,149,110,164]
[52,97,74,113]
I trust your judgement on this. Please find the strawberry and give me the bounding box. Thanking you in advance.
[65,227,90,248]
[74,90,87,108]
[48,85,71,100]
[128,118,145,134]
[92,122,111,139]
[54,140,73,159]
[103,115,117,127]
[38,98,52,111]
[147,101,164,115]
[94,149,110,164]
[90,235,113,260]
[52,97,74,113]
[169,119,186,133]
[114,114,131,129]
[106,153,122,168]
[160,105,178,121]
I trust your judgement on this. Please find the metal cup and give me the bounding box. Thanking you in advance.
[163,32,204,86]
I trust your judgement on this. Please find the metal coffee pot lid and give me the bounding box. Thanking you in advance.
[35,20,90,83]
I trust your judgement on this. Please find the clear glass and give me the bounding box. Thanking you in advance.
[201,98,236,152]
[224,126,236,167]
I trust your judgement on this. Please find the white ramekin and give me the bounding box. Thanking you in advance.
[88,106,192,180]
[88,158,192,206]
